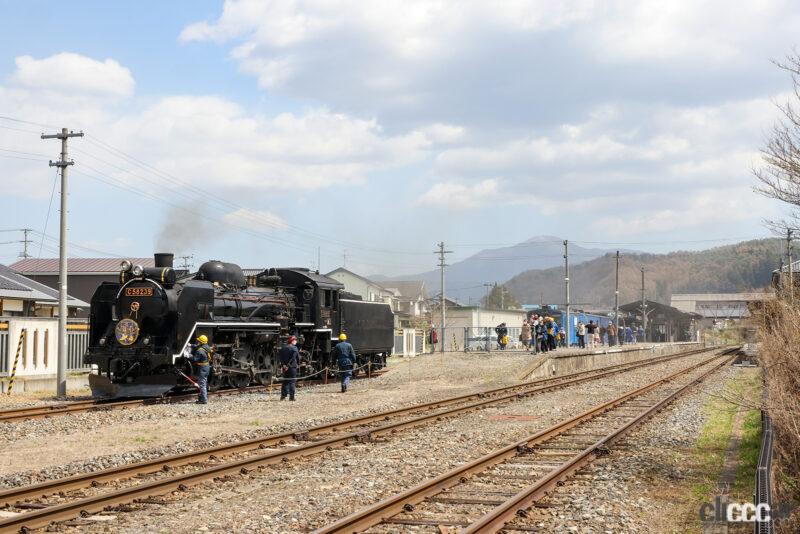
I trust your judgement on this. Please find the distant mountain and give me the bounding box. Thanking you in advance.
[373,236,626,304]
[504,238,782,309]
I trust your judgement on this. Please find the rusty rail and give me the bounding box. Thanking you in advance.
[313,347,737,533]
[0,348,721,531]
[0,371,389,423]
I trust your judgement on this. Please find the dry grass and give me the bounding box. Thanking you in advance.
[756,299,800,533]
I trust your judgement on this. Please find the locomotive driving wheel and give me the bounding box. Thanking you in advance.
[254,344,276,385]
[226,371,251,389]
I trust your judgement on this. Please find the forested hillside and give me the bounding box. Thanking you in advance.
[505,239,781,308]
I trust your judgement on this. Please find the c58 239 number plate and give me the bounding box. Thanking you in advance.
[125,287,153,297]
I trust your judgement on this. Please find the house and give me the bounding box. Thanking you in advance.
[326,268,431,331]
[382,280,429,327]
[10,257,155,317]
[0,263,87,317]
[0,264,90,386]
[326,268,394,304]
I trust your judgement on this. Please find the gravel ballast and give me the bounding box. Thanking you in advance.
[43,351,726,533]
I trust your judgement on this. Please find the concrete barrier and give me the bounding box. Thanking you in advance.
[0,373,90,394]
[518,342,704,380]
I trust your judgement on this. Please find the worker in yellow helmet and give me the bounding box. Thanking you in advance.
[189,334,212,404]
[333,333,356,393]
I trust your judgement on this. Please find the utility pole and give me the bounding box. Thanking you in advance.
[42,127,83,397]
[614,251,620,337]
[343,249,347,269]
[499,283,505,309]
[19,228,33,258]
[640,266,647,343]
[178,255,194,271]
[317,246,321,273]
[435,242,452,353]
[483,283,493,308]
[564,240,571,347]
[787,228,794,303]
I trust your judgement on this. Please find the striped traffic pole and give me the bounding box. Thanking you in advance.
[7,329,25,395]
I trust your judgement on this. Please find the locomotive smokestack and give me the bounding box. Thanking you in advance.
[154,253,174,269]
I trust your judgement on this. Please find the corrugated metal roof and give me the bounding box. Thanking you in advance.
[10,257,155,274]
[0,264,89,307]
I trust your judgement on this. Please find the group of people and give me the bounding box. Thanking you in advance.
[517,315,567,353]
[501,316,644,354]
[576,320,639,348]
[187,332,358,404]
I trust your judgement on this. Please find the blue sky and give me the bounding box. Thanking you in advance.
[1,1,797,276]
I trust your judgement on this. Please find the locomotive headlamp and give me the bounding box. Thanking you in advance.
[99,337,107,346]
[142,336,151,346]
[120,260,132,272]
[132,264,144,277]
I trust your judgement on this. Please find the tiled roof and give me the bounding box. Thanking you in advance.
[0,276,31,292]
[10,257,155,274]
[0,264,89,307]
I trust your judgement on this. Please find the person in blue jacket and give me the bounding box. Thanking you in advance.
[189,334,212,404]
[333,333,357,393]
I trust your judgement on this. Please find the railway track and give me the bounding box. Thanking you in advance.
[0,347,725,531]
[0,370,389,424]
[313,347,738,533]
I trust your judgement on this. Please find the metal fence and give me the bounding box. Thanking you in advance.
[754,410,774,534]
[67,330,91,371]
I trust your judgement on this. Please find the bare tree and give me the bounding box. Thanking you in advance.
[755,52,800,212]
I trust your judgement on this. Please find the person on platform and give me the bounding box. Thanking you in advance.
[608,321,618,347]
[279,335,300,401]
[521,320,532,351]
[625,325,635,344]
[577,321,586,349]
[530,315,539,354]
[334,333,357,393]
[586,320,598,349]
[189,334,212,404]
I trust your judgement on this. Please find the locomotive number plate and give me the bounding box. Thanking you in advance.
[125,287,153,297]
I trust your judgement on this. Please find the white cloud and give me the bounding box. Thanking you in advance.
[11,53,134,98]
[222,208,288,230]
[181,0,800,134]
[417,179,499,210]
[0,53,431,199]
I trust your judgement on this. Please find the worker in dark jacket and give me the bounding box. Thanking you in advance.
[190,334,212,404]
[333,333,357,393]
[279,335,300,401]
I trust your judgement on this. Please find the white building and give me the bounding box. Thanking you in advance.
[326,268,394,304]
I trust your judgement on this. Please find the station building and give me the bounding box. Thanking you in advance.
[618,299,701,342]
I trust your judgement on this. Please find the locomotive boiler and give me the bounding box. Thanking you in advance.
[84,253,394,397]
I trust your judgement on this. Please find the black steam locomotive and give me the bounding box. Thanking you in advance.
[84,253,394,397]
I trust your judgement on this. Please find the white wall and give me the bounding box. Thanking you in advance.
[4,318,58,376]
[442,308,527,329]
